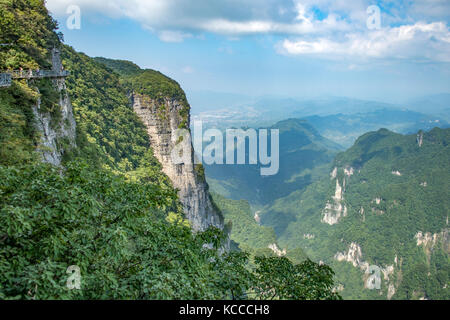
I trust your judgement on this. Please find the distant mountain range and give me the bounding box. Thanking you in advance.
[192,95,449,144]
[405,93,450,121]
[303,109,449,147]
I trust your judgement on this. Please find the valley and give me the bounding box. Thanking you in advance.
[206,119,449,299]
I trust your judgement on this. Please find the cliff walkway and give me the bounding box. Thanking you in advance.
[0,69,69,87]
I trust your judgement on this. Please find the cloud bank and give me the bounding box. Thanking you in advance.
[280,22,450,62]
[46,0,450,62]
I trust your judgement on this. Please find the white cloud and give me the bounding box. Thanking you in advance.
[45,0,450,62]
[45,0,352,35]
[158,30,192,42]
[409,0,450,20]
[46,0,169,19]
[196,15,350,35]
[279,22,450,62]
[45,0,450,32]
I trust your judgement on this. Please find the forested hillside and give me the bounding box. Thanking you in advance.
[0,0,61,165]
[270,128,449,299]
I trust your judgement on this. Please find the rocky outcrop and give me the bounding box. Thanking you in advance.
[33,78,76,166]
[387,284,396,300]
[322,178,347,225]
[344,166,354,177]
[322,166,357,225]
[415,231,439,247]
[254,211,261,224]
[370,197,385,215]
[334,242,367,269]
[334,242,398,299]
[131,93,224,232]
[415,229,450,257]
[333,284,345,293]
[268,243,287,257]
[417,131,424,147]
[360,206,365,222]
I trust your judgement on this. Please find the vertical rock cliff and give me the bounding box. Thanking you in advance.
[33,77,76,166]
[322,171,348,225]
[131,93,224,232]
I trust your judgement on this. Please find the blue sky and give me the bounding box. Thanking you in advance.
[46,0,450,103]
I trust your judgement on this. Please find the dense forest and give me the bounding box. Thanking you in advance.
[0,0,340,300]
[265,128,449,299]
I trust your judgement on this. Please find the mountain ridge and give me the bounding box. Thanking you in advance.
[270,127,449,299]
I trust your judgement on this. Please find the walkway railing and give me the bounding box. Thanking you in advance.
[0,73,12,87]
[0,69,69,87]
[9,70,70,79]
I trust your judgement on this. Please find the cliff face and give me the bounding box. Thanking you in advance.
[321,166,353,225]
[33,78,76,166]
[334,242,397,299]
[131,93,224,232]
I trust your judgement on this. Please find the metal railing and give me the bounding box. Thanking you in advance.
[0,70,69,88]
[0,73,12,87]
[8,69,70,79]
